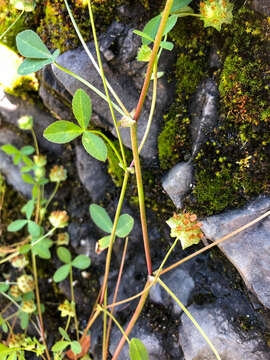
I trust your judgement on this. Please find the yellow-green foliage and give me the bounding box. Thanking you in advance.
[36,0,129,53]
[189,4,270,216]
[158,17,210,170]
[0,0,35,50]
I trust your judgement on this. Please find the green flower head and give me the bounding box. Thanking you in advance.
[200,0,233,31]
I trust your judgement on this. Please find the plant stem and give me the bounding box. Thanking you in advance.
[153,237,179,281]
[31,128,39,156]
[130,125,152,275]
[81,307,101,341]
[98,305,130,344]
[0,252,19,265]
[54,62,127,119]
[0,10,24,41]
[129,58,158,168]
[111,279,151,360]
[70,269,79,340]
[100,171,130,304]
[102,289,107,360]
[44,182,59,211]
[133,0,174,122]
[32,253,51,360]
[157,278,221,360]
[105,237,128,354]
[63,0,130,118]
[88,0,127,167]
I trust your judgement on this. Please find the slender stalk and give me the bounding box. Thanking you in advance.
[32,253,51,360]
[161,209,270,276]
[44,182,59,211]
[100,171,130,304]
[81,307,101,341]
[111,279,151,360]
[153,237,179,281]
[31,128,39,156]
[0,10,24,41]
[130,125,152,275]
[133,0,174,122]
[157,278,221,360]
[105,237,128,353]
[102,289,108,360]
[54,62,127,119]
[63,0,130,118]
[0,252,19,265]
[129,58,158,168]
[70,270,79,340]
[98,305,130,344]
[88,0,127,167]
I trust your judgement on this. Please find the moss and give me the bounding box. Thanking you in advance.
[158,17,211,171]
[36,0,132,53]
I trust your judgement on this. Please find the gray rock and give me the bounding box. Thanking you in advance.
[0,88,61,153]
[162,162,193,208]
[251,0,270,16]
[190,79,219,156]
[150,266,194,315]
[0,128,32,197]
[109,318,167,360]
[179,304,270,360]
[75,145,114,201]
[202,196,270,309]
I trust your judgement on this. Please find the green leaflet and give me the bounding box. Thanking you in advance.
[129,338,149,360]
[72,89,92,130]
[82,132,107,162]
[44,120,83,144]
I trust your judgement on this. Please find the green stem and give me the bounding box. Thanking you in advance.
[54,62,127,119]
[88,0,127,167]
[137,58,158,155]
[102,289,108,360]
[153,237,179,281]
[0,10,24,41]
[32,253,51,360]
[63,0,130,118]
[100,171,129,304]
[44,182,59,211]
[130,125,152,275]
[70,269,79,341]
[0,252,19,265]
[31,228,55,248]
[31,128,39,156]
[133,0,174,122]
[157,278,221,360]
[88,130,125,169]
[98,305,130,344]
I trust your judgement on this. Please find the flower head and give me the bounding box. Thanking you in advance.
[34,155,47,167]
[200,0,233,31]
[17,274,35,293]
[166,212,204,249]
[18,115,33,130]
[10,0,36,12]
[57,232,70,246]
[49,165,67,182]
[21,300,36,314]
[10,254,28,269]
[49,211,69,228]
[58,300,75,317]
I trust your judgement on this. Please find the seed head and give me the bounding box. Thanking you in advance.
[18,115,33,130]
[17,274,35,293]
[49,165,67,182]
[57,232,70,246]
[49,211,69,228]
[200,0,233,31]
[58,300,75,317]
[10,285,22,299]
[21,300,36,314]
[10,254,28,269]
[166,212,203,249]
